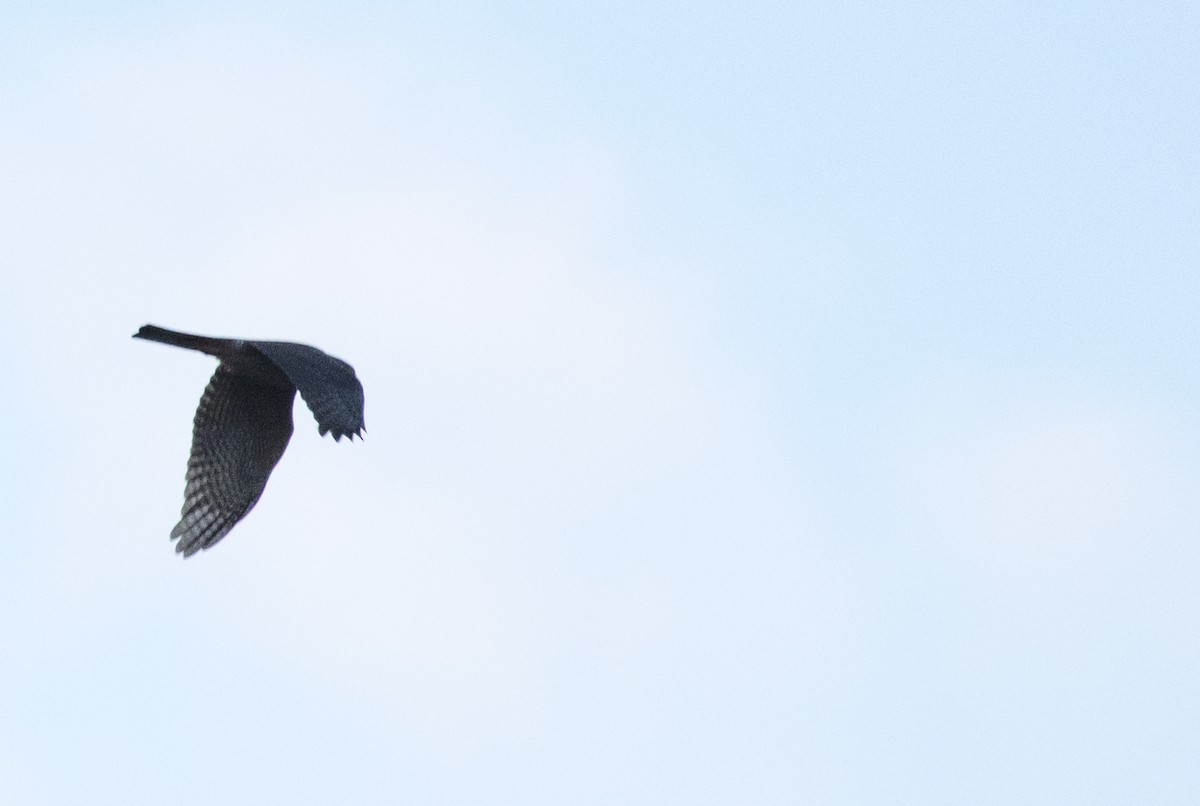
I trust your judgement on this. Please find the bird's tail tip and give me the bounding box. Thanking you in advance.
[132,324,227,355]
[133,324,178,341]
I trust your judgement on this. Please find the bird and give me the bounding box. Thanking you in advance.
[133,324,365,557]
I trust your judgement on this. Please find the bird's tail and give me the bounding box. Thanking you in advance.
[132,325,235,357]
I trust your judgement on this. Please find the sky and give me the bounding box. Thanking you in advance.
[1,2,1198,804]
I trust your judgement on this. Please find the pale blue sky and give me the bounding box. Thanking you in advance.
[2,3,1198,804]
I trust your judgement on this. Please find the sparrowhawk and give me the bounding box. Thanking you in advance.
[134,324,365,557]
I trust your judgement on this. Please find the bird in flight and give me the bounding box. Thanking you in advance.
[134,324,365,557]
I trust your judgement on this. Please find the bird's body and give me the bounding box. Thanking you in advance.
[134,325,364,557]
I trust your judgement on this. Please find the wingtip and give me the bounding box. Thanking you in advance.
[174,536,207,559]
[319,424,365,442]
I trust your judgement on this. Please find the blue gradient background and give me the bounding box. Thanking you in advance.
[2,3,1198,803]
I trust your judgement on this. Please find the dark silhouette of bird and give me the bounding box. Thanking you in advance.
[134,324,365,557]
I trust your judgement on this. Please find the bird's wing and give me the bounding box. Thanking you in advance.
[172,365,296,556]
[248,341,366,441]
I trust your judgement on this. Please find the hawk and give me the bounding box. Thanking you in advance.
[134,324,365,557]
